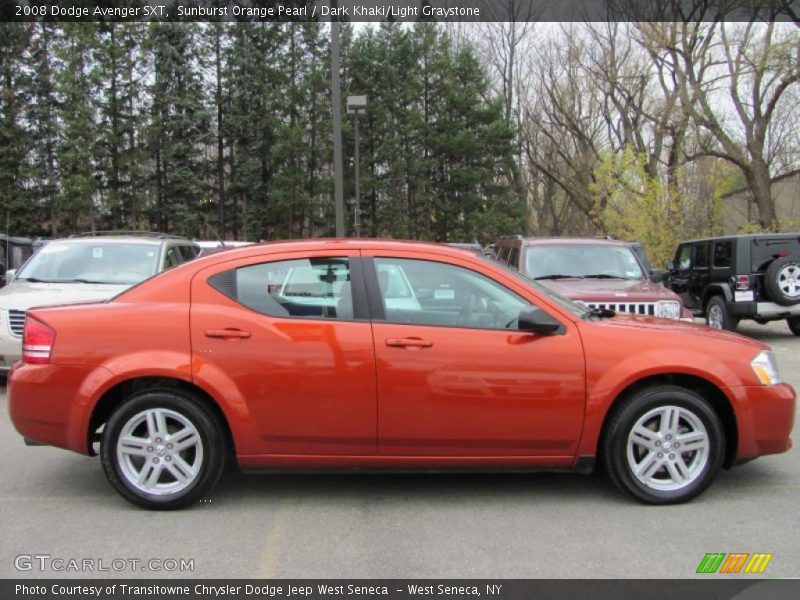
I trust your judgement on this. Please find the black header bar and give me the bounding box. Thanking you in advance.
[2,1,800,23]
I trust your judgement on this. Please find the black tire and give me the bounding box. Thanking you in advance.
[601,385,725,504]
[788,316,800,336]
[705,296,739,331]
[764,257,800,306]
[101,390,225,510]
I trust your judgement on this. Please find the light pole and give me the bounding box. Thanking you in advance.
[330,5,345,237]
[347,95,367,237]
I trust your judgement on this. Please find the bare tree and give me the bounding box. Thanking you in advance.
[654,20,800,229]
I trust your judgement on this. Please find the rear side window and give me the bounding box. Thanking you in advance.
[208,257,354,320]
[164,246,183,269]
[180,245,200,260]
[508,247,520,268]
[713,242,732,268]
[694,243,710,269]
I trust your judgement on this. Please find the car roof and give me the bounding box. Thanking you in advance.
[47,236,195,246]
[505,237,629,248]
[679,233,800,244]
[184,238,489,264]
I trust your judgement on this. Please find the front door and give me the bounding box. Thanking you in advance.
[190,250,377,456]
[364,254,585,458]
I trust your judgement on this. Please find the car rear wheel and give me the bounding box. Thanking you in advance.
[765,257,800,306]
[101,390,225,510]
[788,316,800,336]
[602,385,725,504]
[706,296,738,331]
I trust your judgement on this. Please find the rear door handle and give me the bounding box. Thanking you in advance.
[205,328,252,340]
[385,337,433,348]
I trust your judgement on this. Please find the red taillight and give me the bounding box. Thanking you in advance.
[735,275,750,290]
[22,316,55,365]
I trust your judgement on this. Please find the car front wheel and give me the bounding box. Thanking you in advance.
[602,385,725,504]
[706,296,738,331]
[101,390,226,510]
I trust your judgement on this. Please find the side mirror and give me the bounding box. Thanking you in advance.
[649,269,665,283]
[664,260,675,272]
[517,306,562,334]
[5,269,16,283]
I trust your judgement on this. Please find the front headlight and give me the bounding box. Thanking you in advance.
[655,300,681,320]
[751,350,781,385]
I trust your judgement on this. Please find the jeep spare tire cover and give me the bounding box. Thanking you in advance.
[765,256,800,306]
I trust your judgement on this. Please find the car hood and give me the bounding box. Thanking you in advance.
[0,281,128,311]
[542,278,681,302]
[590,313,767,349]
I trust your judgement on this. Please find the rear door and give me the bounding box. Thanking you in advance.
[190,250,377,455]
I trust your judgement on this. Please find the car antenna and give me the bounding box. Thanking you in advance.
[202,218,226,248]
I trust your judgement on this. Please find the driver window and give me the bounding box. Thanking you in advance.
[373,258,529,330]
[677,246,692,270]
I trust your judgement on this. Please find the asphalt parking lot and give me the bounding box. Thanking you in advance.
[1,320,797,580]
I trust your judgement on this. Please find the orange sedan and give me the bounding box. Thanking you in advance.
[8,239,795,509]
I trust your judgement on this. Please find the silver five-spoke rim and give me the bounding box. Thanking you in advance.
[778,264,799,298]
[116,408,203,496]
[626,405,709,491]
[707,304,723,329]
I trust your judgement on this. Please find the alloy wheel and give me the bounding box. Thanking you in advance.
[626,405,710,492]
[116,408,204,496]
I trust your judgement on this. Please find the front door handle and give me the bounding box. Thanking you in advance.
[385,337,433,348]
[205,328,252,340]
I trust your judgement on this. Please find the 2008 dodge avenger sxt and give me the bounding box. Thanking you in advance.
[9,240,795,509]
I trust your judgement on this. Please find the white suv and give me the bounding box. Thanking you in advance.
[0,233,200,371]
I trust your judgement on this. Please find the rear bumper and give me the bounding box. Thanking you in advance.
[8,362,109,455]
[728,301,800,319]
[735,383,796,460]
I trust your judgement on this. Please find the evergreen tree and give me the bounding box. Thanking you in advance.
[0,24,34,236]
[147,23,212,235]
[55,23,99,231]
[94,23,146,229]
[22,24,61,236]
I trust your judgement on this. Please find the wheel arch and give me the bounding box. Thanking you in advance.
[702,284,732,309]
[597,373,738,469]
[87,376,236,459]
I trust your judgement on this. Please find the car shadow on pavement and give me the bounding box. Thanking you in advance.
[13,450,792,510]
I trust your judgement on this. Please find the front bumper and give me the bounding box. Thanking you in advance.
[736,382,796,460]
[0,322,22,371]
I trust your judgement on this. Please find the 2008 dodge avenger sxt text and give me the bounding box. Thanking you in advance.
[8,240,795,509]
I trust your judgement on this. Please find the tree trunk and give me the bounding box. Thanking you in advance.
[746,160,778,230]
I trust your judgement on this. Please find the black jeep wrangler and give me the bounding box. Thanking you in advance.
[664,233,800,334]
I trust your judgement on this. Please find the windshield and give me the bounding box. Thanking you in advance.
[16,242,159,285]
[524,245,645,280]
[492,260,590,318]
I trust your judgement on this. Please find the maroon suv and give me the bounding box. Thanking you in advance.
[494,237,692,320]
